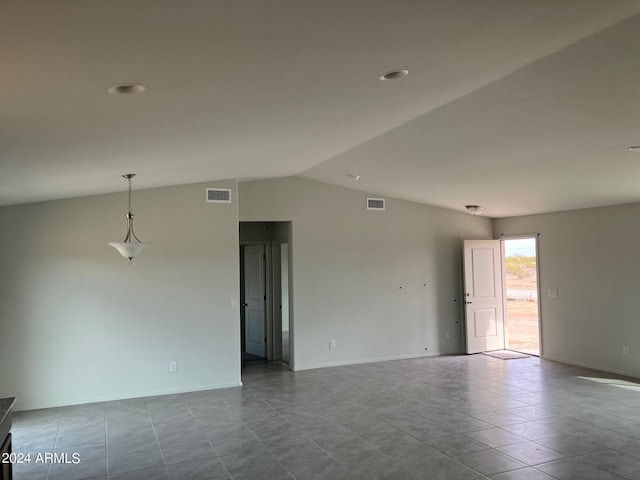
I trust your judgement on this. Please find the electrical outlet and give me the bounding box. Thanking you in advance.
[622,346,629,356]
[548,288,558,297]
[169,361,178,372]
[231,298,238,307]
[329,340,336,349]
[445,331,451,339]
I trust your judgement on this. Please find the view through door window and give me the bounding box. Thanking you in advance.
[504,238,540,356]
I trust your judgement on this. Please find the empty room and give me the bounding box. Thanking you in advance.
[2,2,640,480]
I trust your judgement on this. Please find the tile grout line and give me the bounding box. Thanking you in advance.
[44,409,63,480]
[184,396,234,480]
[143,398,171,480]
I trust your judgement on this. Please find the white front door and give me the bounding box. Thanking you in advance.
[244,245,266,357]
[463,239,505,353]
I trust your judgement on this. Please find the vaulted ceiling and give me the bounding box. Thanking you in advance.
[3,1,640,217]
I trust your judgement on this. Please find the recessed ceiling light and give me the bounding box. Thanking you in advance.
[380,69,409,81]
[108,83,147,95]
[347,174,360,181]
[628,146,640,151]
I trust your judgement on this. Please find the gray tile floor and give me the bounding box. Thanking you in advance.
[11,354,640,480]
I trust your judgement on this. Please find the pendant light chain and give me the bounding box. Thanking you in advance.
[124,175,140,243]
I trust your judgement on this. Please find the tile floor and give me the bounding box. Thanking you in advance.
[11,354,640,480]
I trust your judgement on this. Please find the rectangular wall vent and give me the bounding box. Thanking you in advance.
[367,197,386,211]
[206,188,232,203]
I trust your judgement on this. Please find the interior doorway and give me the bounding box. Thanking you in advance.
[503,237,540,356]
[239,221,292,368]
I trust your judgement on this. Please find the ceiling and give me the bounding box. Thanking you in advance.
[3,1,640,217]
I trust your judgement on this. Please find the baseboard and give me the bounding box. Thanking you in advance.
[14,381,243,412]
[542,354,637,379]
[293,351,442,372]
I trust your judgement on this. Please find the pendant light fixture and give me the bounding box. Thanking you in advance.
[108,174,151,264]
[465,205,486,215]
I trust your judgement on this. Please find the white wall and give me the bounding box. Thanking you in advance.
[495,203,640,378]
[239,177,492,370]
[0,180,241,410]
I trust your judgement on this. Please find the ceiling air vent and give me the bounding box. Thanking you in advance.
[206,188,232,203]
[367,197,385,211]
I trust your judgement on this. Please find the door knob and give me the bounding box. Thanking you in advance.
[243,303,249,307]
[465,301,473,304]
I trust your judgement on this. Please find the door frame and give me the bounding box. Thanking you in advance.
[271,239,292,364]
[240,241,272,359]
[461,235,543,356]
[499,233,543,357]
[271,240,282,361]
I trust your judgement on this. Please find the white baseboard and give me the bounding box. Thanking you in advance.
[14,382,243,411]
[293,351,442,372]
[542,354,637,379]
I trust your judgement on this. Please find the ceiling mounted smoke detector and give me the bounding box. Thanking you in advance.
[380,69,409,81]
[465,205,486,215]
[108,83,147,95]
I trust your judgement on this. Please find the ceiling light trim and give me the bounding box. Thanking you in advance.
[380,69,409,81]
[108,83,147,95]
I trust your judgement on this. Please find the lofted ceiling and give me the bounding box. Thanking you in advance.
[2,1,640,217]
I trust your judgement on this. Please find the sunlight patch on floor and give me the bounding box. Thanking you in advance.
[578,376,640,390]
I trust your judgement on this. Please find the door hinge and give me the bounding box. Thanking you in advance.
[264,336,267,343]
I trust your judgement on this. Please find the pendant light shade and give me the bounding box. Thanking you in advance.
[108,174,151,264]
[108,241,149,262]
